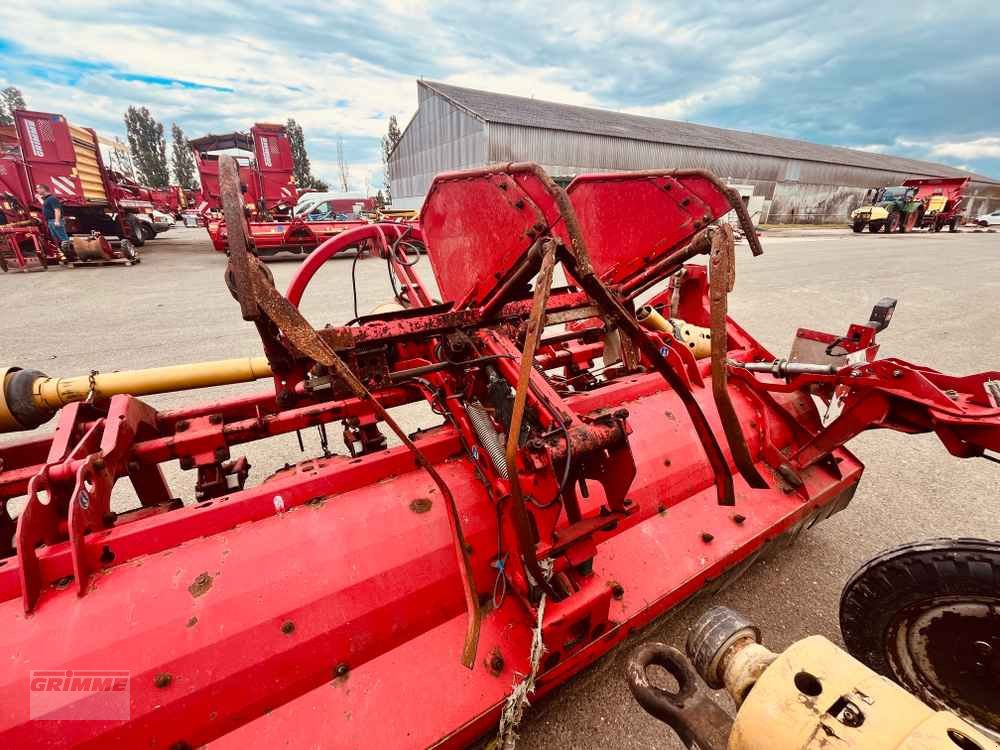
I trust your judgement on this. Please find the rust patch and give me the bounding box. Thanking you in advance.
[409,497,432,514]
[485,647,505,676]
[188,572,213,598]
[186,616,198,628]
[306,496,326,508]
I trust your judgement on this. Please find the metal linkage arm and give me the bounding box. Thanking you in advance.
[731,357,1000,470]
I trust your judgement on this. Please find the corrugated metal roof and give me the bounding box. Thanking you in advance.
[420,81,998,185]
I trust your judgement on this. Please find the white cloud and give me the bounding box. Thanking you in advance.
[624,75,762,121]
[930,137,1000,160]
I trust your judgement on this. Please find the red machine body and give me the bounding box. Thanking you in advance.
[2,110,146,259]
[250,123,298,209]
[192,151,261,214]
[205,215,370,255]
[0,163,997,749]
[190,124,296,216]
[902,177,969,231]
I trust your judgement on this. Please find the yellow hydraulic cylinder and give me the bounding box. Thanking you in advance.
[635,306,713,360]
[1,357,273,433]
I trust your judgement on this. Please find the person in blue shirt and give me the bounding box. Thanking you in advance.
[35,184,71,250]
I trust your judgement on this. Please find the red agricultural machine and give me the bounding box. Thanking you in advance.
[0,110,142,268]
[191,122,381,257]
[190,123,298,217]
[904,177,969,231]
[0,159,998,748]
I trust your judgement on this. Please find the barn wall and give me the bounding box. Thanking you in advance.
[387,87,486,205]
[487,124,1000,223]
[389,94,1000,221]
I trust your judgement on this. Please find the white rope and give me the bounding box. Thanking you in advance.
[497,559,552,749]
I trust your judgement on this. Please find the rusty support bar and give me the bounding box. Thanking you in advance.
[709,225,768,490]
[503,239,559,599]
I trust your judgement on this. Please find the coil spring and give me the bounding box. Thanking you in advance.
[467,401,509,480]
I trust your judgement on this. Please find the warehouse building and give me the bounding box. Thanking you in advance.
[388,81,1000,223]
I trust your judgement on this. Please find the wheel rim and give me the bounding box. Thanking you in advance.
[887,595,1000,739]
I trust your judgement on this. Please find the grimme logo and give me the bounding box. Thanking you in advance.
[24,120,45,158]
[29,669,130,720]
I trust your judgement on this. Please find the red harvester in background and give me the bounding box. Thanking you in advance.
[0,159,997,748]
[191,122,382,257]
[0,110,143,267]
[903,177,969,231]
[189,123,298,217]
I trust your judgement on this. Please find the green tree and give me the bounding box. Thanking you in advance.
[124,106,169,187]
[170,123,199,189]
[381,115,402,203]
[286,117,327,190]
[0,86,27,127]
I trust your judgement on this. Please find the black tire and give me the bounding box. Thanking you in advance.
[124,215,145,247]
[852,220,866,233]
[840,538,1000,737]
[949,218,960,233]
[869,221,884,233]
[885,212,900,233]
[139,224,155,243]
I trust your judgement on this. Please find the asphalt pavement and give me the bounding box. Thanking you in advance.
[1,226,998,748]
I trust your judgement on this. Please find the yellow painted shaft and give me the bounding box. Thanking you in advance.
[1,357,273,432]
[635,306,712,360]
[33,357,274,409]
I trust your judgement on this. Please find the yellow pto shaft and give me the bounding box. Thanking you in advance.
[0,357,273,433]
[635,306,713,360]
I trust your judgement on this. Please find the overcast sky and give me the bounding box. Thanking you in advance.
[2,1,998,191]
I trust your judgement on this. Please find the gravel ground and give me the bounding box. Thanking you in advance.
[1,225,998,747]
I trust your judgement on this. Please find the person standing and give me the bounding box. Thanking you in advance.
[35,184,72,249]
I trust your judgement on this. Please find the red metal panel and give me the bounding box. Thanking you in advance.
[195,156,259,212]
[420,165,559,306]
[251,123,297,208]
[13,110,82,201]
[566,171,735,286]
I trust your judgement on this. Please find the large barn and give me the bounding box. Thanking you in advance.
[388,80,1000,223]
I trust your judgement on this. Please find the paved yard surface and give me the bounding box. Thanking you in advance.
[2,226,998,747]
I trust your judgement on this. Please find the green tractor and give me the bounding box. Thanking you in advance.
[850,185,922,233]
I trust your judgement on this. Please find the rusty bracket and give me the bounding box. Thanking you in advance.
[709,224,768,490]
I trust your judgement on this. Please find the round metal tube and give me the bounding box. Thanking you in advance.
[1,357,273,433]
